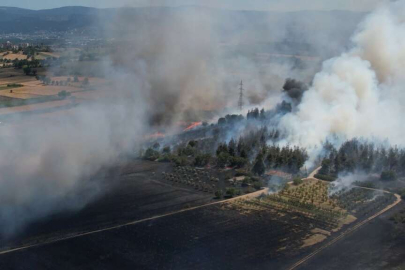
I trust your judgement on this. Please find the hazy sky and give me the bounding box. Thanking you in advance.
[0,0,388,11]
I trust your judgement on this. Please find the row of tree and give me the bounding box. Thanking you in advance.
[320,139,405,180]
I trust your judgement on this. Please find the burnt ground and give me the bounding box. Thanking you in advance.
[298,201,405,270]
[0,201,339,270]
[0,160,214,252]
[0,192,399,270]
[0,160,402,270]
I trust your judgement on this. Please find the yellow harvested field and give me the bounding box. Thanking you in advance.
[0,84,78,99]
[2,53,28,60]
[301,234,327,248]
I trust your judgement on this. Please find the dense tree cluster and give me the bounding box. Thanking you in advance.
[247,108,266,120]
[320,139,405,180]
[215,140,249,169]
[264,145,308,174]
[217,114,244,125]
[11,59,41,76]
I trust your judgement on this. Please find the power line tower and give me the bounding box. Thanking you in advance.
[238,80,244,111]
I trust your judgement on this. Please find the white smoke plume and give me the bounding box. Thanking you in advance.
[0,4,367,238]
[279,1,405,151]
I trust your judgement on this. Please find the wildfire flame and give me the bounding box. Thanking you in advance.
[146,132,165,139]
[184,122,202,132]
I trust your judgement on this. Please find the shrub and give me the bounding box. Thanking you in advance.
[173,156,188,167]
[217,152,230,168]
[229,156,248,168]
[178,145,196,157]
[253,182,263,190]
[293,178,303,186]
[235,169,252,177]
[7,83,23,87]
[194,154,211,167]
[188,140,198,148]
[157,155,172,163]
[58,90,71,98]
[215,190,223,199]
[381,171,396,181]
[226,188,237,198]
[242,177,252,187]
[143,148,160,161]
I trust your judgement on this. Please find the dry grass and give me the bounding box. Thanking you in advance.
[301,234,327,248]
[2,52,28,60]
[0,82,78,99]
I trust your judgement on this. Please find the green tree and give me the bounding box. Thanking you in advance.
[217,152,230,168]
[381,170,396,181]
[226,188,236,198]
[229,156,248,168]
[23,66,31,75]
[215,190,223,199]
[194,154,211,167]
[293,178,303,186]
[143,148,160,161]
[252,154,265,176]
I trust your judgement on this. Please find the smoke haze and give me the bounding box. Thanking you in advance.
[279,1,405,151]
[0,3,385,237]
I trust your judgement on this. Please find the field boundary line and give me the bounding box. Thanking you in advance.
[0,188,269,256]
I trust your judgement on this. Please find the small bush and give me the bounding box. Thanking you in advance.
[173,156,188,167]
[229,156,248,168]
[157,155,172,163]
[217,152,230,168]
[235,169,251,177]
[143,148,160,161]
[253,182,263,190]
[194,154,211,167]
[7,83,23,87]
[293,178,303,186]
[381,171,396,181]
[58,90,71,98]
[215,190,223,199]
[226,188,237,198]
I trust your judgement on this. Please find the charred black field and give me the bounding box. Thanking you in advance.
[0,158,402,270]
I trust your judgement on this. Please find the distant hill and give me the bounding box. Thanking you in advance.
[0,6,366,57]
[0,6,98,33]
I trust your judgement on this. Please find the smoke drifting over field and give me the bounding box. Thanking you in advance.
[280,1,405,150]
[0,3,389,238]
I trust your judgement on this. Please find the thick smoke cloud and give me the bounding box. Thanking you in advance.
[282,78,308,105]
[279,1,405,152]
[0,5,365,237]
